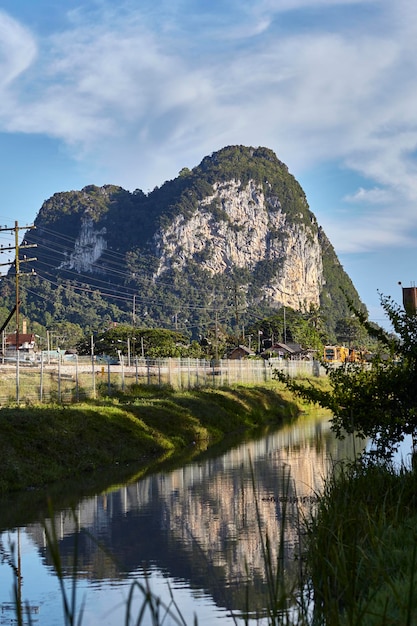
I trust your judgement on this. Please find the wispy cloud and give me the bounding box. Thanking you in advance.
[1,0,417,252]
[0,10,37,101]
[343,187,394,205]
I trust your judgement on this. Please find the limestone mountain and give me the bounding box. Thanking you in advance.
[6,145,363,339]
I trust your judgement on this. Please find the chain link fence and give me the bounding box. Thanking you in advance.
[0,356,326,405]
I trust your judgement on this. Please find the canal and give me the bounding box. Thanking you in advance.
[0,413,364,625]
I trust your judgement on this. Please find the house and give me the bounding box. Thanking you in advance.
[261,342,298,359]
[5,333,36,356]
[227,345,255,360]
[262,342,316,360]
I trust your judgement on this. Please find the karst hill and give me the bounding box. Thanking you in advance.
[3,145,362,338]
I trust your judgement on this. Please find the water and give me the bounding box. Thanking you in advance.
[0,415,364,625]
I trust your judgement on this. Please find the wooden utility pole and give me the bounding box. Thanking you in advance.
[15,222,20,354]
[0,222,37,352]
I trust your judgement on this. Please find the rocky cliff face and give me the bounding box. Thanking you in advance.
[18,145,362,334]
[153,179,323,311]
[59,218,107,273]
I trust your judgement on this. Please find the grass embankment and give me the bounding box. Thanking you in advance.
[308,461,417,625]
[0,383,304,494]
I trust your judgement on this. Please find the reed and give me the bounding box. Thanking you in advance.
[5,384,417,624]
[5,463,313,626]
[245,458,311,626]
[306,460,417,625]
[10,460,417,625]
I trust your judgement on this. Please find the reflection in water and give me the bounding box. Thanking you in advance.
[0,415,363,625]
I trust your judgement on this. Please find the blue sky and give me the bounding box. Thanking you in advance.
[1,0,416,328]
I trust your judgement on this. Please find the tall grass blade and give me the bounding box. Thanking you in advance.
[43,500,85,626]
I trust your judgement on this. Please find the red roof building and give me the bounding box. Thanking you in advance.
[5,333,36,352]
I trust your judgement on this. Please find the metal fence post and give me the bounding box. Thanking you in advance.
[75,355,79,402]
[91,335,96,399]
[167,358,171,388]
[121,356,125,390]
[16,352,20,404]
[40,352,44,403]
[58,355,61,403]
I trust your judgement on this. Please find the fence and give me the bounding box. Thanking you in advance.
[0,356,326,405]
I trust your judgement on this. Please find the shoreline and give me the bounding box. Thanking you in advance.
[0,382,307,494]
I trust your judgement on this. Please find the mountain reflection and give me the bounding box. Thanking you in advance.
[26,415,363,614]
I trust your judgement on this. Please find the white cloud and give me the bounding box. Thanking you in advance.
[343,187,394,205]
[0,11,36,86]
[258,0,378,8]
[1,0,417,253]
[322,209,417,253]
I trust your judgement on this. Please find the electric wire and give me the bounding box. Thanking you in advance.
[25,226,229,307]
[9,221,242,317]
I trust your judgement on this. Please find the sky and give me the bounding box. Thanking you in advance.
[0,0,416,328]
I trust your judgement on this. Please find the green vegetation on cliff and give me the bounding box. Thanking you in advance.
[1,145,363,344]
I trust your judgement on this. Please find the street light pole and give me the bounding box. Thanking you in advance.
[258,330,262,353]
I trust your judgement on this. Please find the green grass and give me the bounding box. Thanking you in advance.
[0,382,303,494]
[6,378,417,625]
[307,460,417,625]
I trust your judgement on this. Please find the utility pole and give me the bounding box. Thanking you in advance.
[0,221,36,353]
[0,221,36,404]
[215,310,219,362]
[283,306,287,345]
[233,283,239,334]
